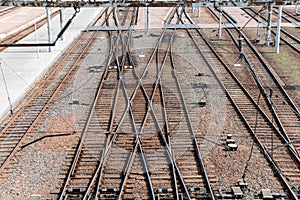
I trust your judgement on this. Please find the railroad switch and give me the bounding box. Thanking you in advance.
[156,188,173,193]
[225,134,238,151]
[237,36,244,54]
[292,186,300,196]
[232,186,244,199]
[198,99,206,107]
[260,189,286,199]
[197,72,205,76]
[67,188,85,193]
[233,63,241,68]
[237,179,248,189]
[190,187,203,192]
[123,65,133,69]
[101,188,119,192]
[220,186,244,199]
[108,65,118,70]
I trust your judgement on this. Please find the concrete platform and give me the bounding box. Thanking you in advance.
[0,7,55,40]
[0,7,102,118]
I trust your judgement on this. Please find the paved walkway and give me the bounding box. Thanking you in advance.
[0,8,102,118]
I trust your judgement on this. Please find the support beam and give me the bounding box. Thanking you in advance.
[265,3,273,46]
[275,6,282,53]
[1,0,300,8]
[46,6,53,52]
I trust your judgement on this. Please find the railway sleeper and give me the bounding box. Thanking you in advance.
[75,165,98,170]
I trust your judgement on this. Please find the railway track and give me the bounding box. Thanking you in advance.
[200,7,300,199]
[243,7,300,54]
[0,8,61,52]
[58,7,218,200]
[0,8,107,177]
[0,6,18,16]
[0,5,299,200]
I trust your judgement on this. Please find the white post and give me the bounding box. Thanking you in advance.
[33,8,39,57]
[46,7,53,52]
[275,6,282,53]
[296,5,299,15]
[192,4,195,13]
[198,6,201,17]
[218,7,223,39]
[265,4,272,46]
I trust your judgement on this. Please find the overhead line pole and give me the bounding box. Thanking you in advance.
[275,5,282,53]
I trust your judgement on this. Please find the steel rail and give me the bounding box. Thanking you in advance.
[0,6,17,16]
[115,8,156,198]
[129,8,192,198]
[0,7,109,130]
[135,8,186,199]
[58,8,117,199]
[220,9,300,161]
[58,35,111,200]
[91,8,193,199]
[0,28,100,175]
[83,35,162,200]
[125,9,198,199]
[210,6,300,118]
[155,17,179,198]
[124,12,193,198]
[243,7,300,54]
[94,29,169,200]
[159,79,180,200]
[274,7,300,23]
[196,30,299,200]
[208,7,300,162]
[81,8,156,199]
[116,84,156,200]
[112,79,156,198]
[137,24,181,200]
[84,9,128,199]
[281,8,300,22]
[175,9,216,200]
[108,8,156,199]
[187,10,298,199]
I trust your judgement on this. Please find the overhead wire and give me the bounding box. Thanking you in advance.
[0,59,13,115]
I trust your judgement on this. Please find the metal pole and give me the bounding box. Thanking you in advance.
[192,4,195,13]
[256,11,260,41]
[265,3,272,46]
[296,5,299,15]
[46,6,53,52]
[275,6,282,53]
[145,7,149,34]
[33,8,39,57]
[198,6,201,17]
[218,7,222,39]
[59,8,63,40]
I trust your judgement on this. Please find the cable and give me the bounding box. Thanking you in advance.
[242,140,255,180]
[0,60,13,115]
[0,58,32,88]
